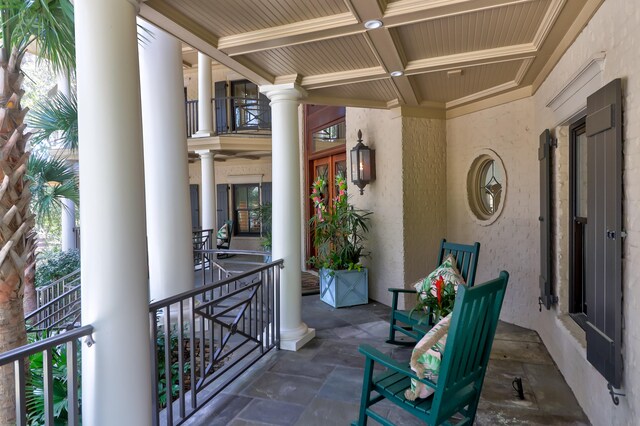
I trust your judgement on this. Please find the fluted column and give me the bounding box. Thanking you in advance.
[197,150,217,231]
[260,83,315,351]
[193,53,214,137]
[139,20,194,300]
[75,0,151,424]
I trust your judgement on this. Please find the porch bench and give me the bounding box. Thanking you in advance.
[387,239,480,345]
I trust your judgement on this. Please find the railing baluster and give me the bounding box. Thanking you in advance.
[14,359,26,426]
[178,300,185,420]
[150,310,160,426]
[189,297,197,409]
[67,339,79,426]
[163,305,173,425]
[43,348,54,425]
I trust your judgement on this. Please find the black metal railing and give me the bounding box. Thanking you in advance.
[0,325,94,426]
[27,269,82,337]
[150,249,280,426]
[192,229,214,270]
[185,100,198,138]
[185,97,272,138]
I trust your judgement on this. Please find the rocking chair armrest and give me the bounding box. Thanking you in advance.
[358,345,437,389]
[387,288,417,294]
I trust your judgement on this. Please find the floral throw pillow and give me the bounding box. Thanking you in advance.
[404,313,452,401]
[413,254,465,318]
[216,223,229,246]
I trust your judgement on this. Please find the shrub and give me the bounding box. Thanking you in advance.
[35,249,80,287]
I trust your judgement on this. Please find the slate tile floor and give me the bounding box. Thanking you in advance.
[185,296,589,426]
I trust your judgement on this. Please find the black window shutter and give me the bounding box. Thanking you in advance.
[539,129,554,310]
[217,183,229,230]
[189,184,200,229]
[214,81,227,133]
[585,78,623,388]
[262,182,272,205]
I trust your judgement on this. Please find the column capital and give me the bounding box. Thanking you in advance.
[260,83,307,103]
[196,149,215,159]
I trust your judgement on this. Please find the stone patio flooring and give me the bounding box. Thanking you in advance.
[184,295,589,426]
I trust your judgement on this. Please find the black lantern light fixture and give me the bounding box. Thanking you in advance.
[350,129,376,194]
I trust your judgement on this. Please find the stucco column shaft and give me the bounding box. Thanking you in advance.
[197,151,217,230]
[139,21,194,300]
[261,83,315,351]
[194,53,214,137]
[57,71,76,252]
[75,1,151,424]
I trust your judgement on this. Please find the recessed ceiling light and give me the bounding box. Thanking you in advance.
[390,71,404,77]
[364,19,383,30]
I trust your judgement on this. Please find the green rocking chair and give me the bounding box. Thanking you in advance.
[387,239,480,345]
[353,271,509,426]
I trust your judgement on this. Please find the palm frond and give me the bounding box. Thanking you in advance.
[29,91,78,150]
[27,153,78,224]
[5,0,75,74]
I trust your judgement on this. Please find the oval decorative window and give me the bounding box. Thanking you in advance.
[466,150,506,225]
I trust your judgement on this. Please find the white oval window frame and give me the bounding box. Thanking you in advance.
[465,149,507,226]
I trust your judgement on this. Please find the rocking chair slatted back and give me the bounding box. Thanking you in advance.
[437,239,481,287]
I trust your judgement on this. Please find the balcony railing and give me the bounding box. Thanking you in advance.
[0,325,94,426]
[150,249,280,425]
[185,97,272,138]
[27,269,82,337]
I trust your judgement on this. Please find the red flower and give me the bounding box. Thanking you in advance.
[435,276,444,306]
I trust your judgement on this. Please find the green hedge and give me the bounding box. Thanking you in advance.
[35,249,80,287]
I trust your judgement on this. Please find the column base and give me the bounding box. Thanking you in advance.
[192,130,215,138]
[280,327,316,351]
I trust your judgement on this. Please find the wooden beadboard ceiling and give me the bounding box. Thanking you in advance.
[141,0,604,114]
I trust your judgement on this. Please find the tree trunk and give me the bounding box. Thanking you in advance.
[0,48,34,425]
[23,252,36,316]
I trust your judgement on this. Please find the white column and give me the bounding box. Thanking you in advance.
[197,150,217,230]
[75,1,151,424]
[57,72,77,252]
[193,53,214,137]
[139,20,194,301]
[260,83,315,351]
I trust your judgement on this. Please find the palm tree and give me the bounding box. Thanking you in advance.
[0,1,75,422]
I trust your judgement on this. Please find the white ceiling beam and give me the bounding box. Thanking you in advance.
[301,67,387,89]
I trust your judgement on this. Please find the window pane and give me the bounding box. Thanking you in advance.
[248,185,260,209]
[237,210,249,233]
[575,131,588,217]
[311,122,346,154]
[235,186,248,209]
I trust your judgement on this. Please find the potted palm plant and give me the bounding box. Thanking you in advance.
[309,174,372,307]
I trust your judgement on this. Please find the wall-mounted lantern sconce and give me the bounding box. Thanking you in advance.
[350,129,376,195]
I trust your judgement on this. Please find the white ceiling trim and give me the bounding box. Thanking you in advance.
[301,67,388,89]
[532,0,567,48]
[404,44,537,75]
[218,13,360,56]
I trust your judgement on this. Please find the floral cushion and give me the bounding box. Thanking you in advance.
[404,313,452,401]
[413,254,466,309]
[216,223,229,246]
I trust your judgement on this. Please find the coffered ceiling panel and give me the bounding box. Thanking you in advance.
[241,34,379,77]
[309,78,398,103]
[168,0,348,37]
[143,0,604,113]
[412,60,523,104]
[396,0,551,61]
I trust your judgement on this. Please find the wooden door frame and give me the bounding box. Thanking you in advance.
[304,105,346,262]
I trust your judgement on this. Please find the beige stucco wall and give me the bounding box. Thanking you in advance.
[346,108,404,305]
[445,0,640,423]
[446,98,538,327]
[401,116,447,307]
[345,109,447,306]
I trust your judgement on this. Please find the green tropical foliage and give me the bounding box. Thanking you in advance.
[34,248,79,287]
[308,174,372,271]
[28,91,78,150]
[25,337,80,425]
[27,154,78,225]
